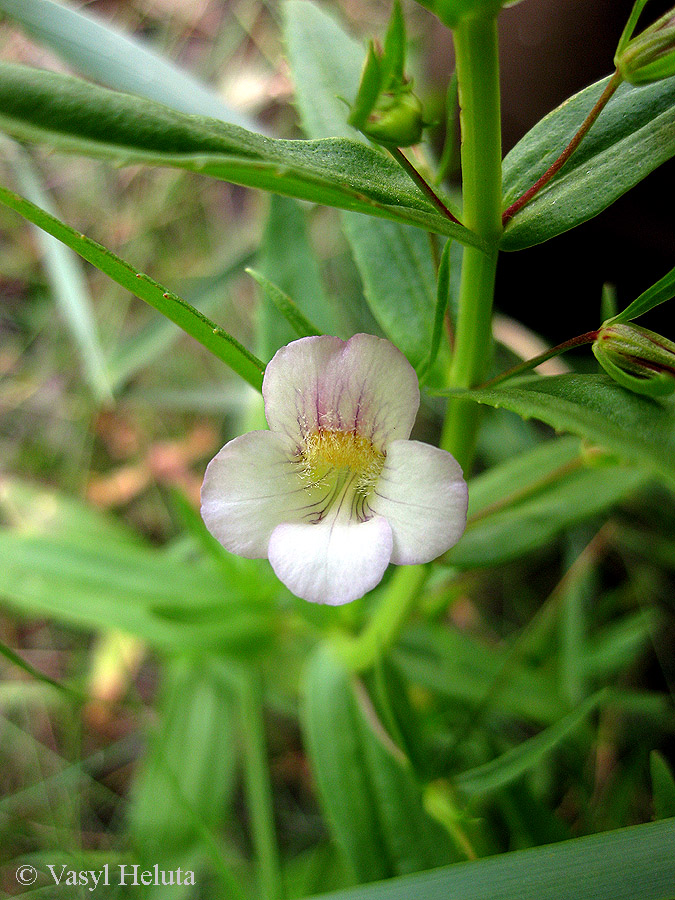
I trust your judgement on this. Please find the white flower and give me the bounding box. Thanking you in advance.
[201,334,468,605]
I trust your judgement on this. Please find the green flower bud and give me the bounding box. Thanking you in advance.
[615,2,675,84]
[347,0,427,147]
[361,88,425,147]
[592,323,675,397]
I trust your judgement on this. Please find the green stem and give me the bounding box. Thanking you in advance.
[440,14,503,472]
[340,565,428,671]
[238,673,284,900]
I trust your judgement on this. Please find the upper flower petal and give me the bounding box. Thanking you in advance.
[201,430,308,558]
[262,334,420,450]
[268,514,393,605]
[368,439,468,565]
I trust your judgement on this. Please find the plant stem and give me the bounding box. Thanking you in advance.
[389,146,462,225]
[341,565,428,671]
[478,330,599,388]
[502,71,623,225]
[238,673,284,900]
[440,14,503,472]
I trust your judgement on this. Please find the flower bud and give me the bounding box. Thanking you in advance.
[359,88,425,147]
[615,4,675,84]
[592,323,675,397]
[347,0,427,147]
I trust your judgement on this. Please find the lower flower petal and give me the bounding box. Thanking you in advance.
[268,515,393,605]
[368,439,468,565]
[201,430,306,558]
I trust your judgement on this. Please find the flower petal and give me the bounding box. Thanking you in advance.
[201,430,308,558]
[263,334,419,449]
[268,515,393,605]
[368,440,468,565]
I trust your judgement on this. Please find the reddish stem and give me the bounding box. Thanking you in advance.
[390,147,463,226]
[502,71,623,226]
[479,330,599,389]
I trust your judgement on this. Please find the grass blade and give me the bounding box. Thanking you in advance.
[3,138,112,403]
[0,0,259,129]
[0,183,265,391]
[455,691,604,797]
[303,817,675,900]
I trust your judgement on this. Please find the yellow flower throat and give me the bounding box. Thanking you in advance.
[302,428,385,494]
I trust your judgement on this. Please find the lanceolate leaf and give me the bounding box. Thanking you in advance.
[246,267,322,342]
[302,817,675,900]
[501,74,675,250]
[447,374,675,487]
[610,261,675,324]
[0,183,266,391]
[3,138,113,404]
[255,195,331,362]
[650,751,675,820]
[0,0,259,129]
[284,0,442,366]
[437,437,647,568]
[0,527,275,654]
[302,645,457,883]
[0,62,481,249]
[449,460,647,568]
[130,658,238,858]
[454,691,604,797]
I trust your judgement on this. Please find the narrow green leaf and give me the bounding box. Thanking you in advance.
[283,1,363,139]
[237,673,284,900]
[582,610,657,679]
[0,489,275,654]
[247,268,321,342]
[455,692,604,797]
[0,183,266,390]
[447,436,647,568]
[108,247,255,388]
[0,0,259,129]
[368,657,432,778]
[446,374,675,487]
[610,262,675,324]
[130,658,238,856]
[0,475,144,550]
[284,0,442,366]
[395,625,565,726]
[559,529,594,706]
[465,436,582,516]
[0,639,82,701]
[501,74,675,250]
[3,138,112,403]
[130,657,245,900]
[651,751,675,819]
[420,239,452,380]
[256,195,333,362]
[0,62,482,248]
[302,645,457,883]
[302,818,675,900]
